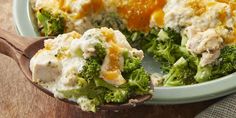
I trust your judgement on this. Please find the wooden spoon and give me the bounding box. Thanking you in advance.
[0,29,152,111]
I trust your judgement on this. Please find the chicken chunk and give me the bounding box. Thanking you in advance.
[30,51,62,83]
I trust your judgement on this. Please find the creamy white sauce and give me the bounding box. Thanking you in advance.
[30,31,85,100]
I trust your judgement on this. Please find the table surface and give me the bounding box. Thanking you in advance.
[0,0,219,118]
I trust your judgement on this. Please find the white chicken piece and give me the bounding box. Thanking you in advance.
[200,50,221,67]
[186,28,223,66]
[186,28,223,54]
[30,51,62,83]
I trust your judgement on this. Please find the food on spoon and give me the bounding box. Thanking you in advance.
[30,27,152,112]
[31,0,236,86]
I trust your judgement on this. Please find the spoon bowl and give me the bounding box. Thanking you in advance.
[0,28,152,111]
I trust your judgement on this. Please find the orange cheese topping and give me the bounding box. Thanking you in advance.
[59,0,71,13]
[107,42,121,71]
[101,28,121,71]
[207,1,217,7]
[77,0,104,18]
[117,0,166,31]
[59,0,104,19]
[218,10,227,23]
[187,0,206,16]
[102,70,119,80]
[151,9,165,28]
[216,0,236,15]
[100,28,123,81]
[216,0,230,3]
[224,28,236,44]
[229,2,236,15]
[101,27,115,42]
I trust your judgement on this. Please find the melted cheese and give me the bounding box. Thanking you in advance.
[218,10,227,23]
[75,0,104,19]
[118,0,166,31]
[151,9,165,28]
[58,0,104,19]
[224,28,236,44]
[187,0,207,16]
[100,28,125,85]
[102,70,119,80]
[101,27,115,42]
[216,0,229,3]
[107,42,121,71]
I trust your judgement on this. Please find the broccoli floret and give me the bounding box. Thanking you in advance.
[212,45,236,78]
[164,57,197,86]
[122,30,143,47]
[128,68,151,95]
[194,65,213,82]
[175,46,199,69]
[59,81,106,112]
[77,97,101,112]
[60,81,105,99]
[60,86,102,113]
[36,8,65,36]
[162,28,182,45]
[123,56,142,73]
[94,78,129,103]
[153,40,178,64]
[80,58,101,81]
[124,28,200,86]
[104,88,129,103]
[194,45,236,82]
[143,28,199,74]
[94,43,106,63]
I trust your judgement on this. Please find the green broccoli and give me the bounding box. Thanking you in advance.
[79,43,106,81]
[77,97,101,112]
[123,55,142,73]
[164,57,197,86]
[60,84,102,99]
[123,27,236,86]
[128,67,151,95]
[124,28,200,86]
[212,45,236,78]
[194,65,213,83]
[59,81,106,112]
[162,28,182,45]
[175,46,199,69]
[94,43,106,63]
[36,8,65,36]
[194,45,236,82]
[141,28,182,73]
[79,58,101,81]
[104,88,129,103]
[94,78,129,103]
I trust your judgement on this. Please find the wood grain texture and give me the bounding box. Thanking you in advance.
[0,0,219,118]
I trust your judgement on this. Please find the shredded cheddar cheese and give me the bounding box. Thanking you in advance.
[118,0,166,31]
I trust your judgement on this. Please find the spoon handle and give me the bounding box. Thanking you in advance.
[0,28,35,52]
[0,37,19,63]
